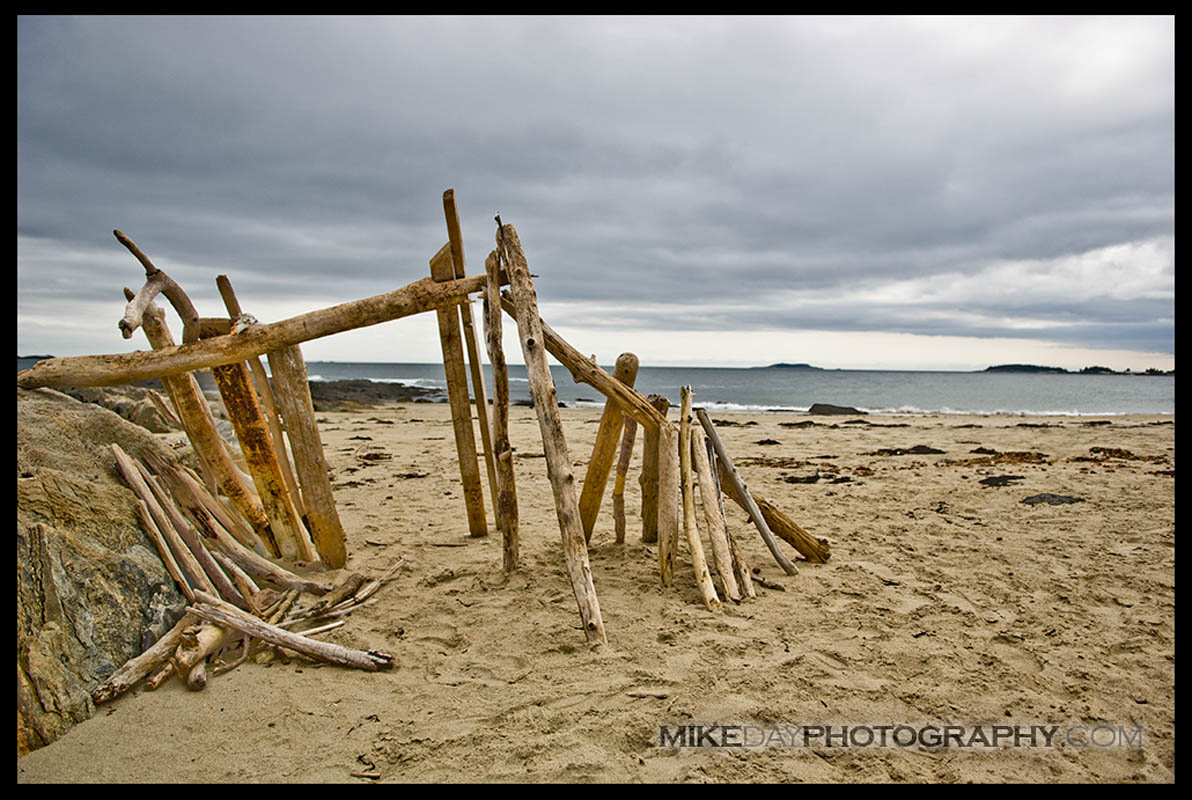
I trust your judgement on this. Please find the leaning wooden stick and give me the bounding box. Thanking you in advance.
[612,414,638,544]
[691,428,741,602]
[708,438,755,599]
[498,222,607,647]
[189,591,394,671]
[656,421,681,587]
[430,242,488,537]
[696,408,799,576]
[579,352,639,541]
[443,189,499,518]
[680,387,720,609]
[484,250,519,571]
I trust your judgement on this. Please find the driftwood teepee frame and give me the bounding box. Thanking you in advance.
[17,189,831,648]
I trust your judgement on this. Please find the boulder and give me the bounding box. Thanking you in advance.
[17,388,190,756]
[807,402,866,416]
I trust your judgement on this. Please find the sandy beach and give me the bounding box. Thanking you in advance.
[16,401,1175,783]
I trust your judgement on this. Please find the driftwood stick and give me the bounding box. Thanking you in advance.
[656,419,681,587]
[579,352,640,542]
[484,250,519,571]
[91,612,198,704]
[209,548,262,615]
[144,660,176,691]
[20,273,502,390]
[127,292,272,547]
[134,499,195,602]
[266,343,348,567]
[306,573,366,616]
[696,409,799,576]
[638,394,670,544]
[749,494,832,564]
[443,190,499,518]
[691,429,741,602]
[175,622,234,673]
[134,460,250,610]
[612,414,638,544]
[210,359,314,562]
[112,444,214,595]
[680,387,721,609]
[430,242,488,537]
[216,274,307,522]
[114,229,201,343]
[708,438,755,599]
[498,223,607,647]
[189,592,395,671]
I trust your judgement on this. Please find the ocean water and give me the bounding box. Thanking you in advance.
[18,357,1174,416]
[294,361,1175,417]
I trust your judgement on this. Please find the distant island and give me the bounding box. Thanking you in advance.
[761,363,824,370]
[984,363,1173,376]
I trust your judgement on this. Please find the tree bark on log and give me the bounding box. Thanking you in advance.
[189,592,394,671]
[443,189,499,518]
[484,250,519,572]
[680,387,720,609]
[695,409,799,576]
[19,273,501,389]
[266,344,348,568]
[579,353,639,541]
[691,429,741,602]
[430,243,488,537]
[498,223,607,647]
[638,395,670,544]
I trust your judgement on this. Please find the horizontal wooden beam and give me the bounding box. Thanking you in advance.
[18,274,497,389]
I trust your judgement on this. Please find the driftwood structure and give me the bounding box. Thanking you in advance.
[18,188,830,669]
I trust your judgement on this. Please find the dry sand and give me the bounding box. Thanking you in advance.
[16,403,1175,783]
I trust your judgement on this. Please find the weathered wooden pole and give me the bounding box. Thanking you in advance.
[696,408,799,576]
[691,426,741,602]
[579,352,639,542]
[19,273,502,389]
[638,394,670,544]
[215,275,306,520]
[708,438,755,599]
[484,250,519,571]
[443,189,500,517]
[498,223,607,647]
[430,243,488,537]
[612,414,638,544]
[680,387,720,609]
[267,345,349,568]
[657,420,681,587]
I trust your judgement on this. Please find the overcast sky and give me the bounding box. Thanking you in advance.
[17,16,1174,371]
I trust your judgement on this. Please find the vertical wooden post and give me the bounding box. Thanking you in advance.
[429,243,488,537]
[484,250,519,572]
[612,415,638,544]
[680,387,720,609]
[124,289,272,553]
[498,223,607,647]
[267,345,349,569]
[579,352,639,541]
[638,394,670,544]
[691,426,741,602]
[657,421,680,587]
[443,189,500,517]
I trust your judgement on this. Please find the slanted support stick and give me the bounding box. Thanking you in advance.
[580,353,639,541]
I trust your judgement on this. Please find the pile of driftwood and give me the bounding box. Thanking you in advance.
[94,442,402,702]
[18,188,831,654]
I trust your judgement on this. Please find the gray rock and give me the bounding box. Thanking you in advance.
[807,403,866,416]
[17,388,189,755]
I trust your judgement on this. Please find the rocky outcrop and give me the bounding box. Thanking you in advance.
[807,402,865,416]
[17,388,191,756]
